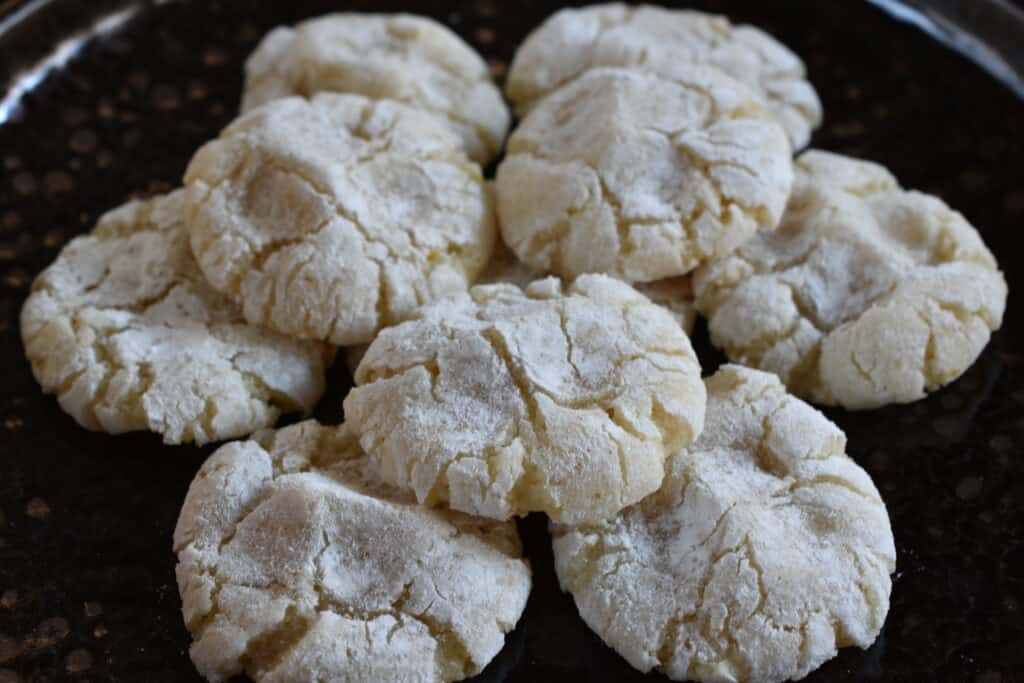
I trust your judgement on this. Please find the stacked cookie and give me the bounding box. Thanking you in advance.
[19,6,1008,683]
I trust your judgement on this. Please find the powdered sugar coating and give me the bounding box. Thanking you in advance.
[506,3,822,149]
[19,191,329,445]
[174,420,530,683]
[185,94,496,346]
[241,14,510,164]
[551,365,895,682]
[496,67,793,283]
[343,274,706,523]
[695,150,1007,409]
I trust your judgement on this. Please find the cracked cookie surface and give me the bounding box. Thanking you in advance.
[496,67,793,284]
[185,93,496,346]
[343,274,706,523]
[19,191,329,445]
[695,150,1007,410]
[241,14,510,165]
[551,365,896,683]
[506,3,823,149]
[174,420,531,683]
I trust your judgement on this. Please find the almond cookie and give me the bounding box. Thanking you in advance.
[695,150,1007,410]
[496,67,793,283]
[20,191,329,445]
[506,4,822,149]
[241,14,510,165]
[551,365,896,682]
[343,274,706,523]
[174,420,531,683]
[185,93,496,346]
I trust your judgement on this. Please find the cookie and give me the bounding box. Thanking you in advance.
[496,67,793,283]
[185,93,496,346]
[506,3,822,149]
[695,150,1007,409]
[241,14,510,165]
[174,420,531,683]
[20,191,329,445]
[551,365,896,682]
[343,274,706,523]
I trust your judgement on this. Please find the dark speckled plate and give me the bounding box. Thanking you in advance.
[1,1,1023,681]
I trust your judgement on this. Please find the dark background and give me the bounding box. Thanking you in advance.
[1,1,1023,682]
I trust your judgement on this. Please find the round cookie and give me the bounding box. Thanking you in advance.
[551,365,896,682]
[695,150,1007,410]
[20,191,330,445]
[506,3,822,149]
[185,93,496,346]
[174,420,531,683]
[241,14,510,165]
[343,274,706,523]
[496,67,793,283]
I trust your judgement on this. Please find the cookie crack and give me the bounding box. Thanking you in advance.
[674,143,766,222]
[755,401,795,476]
[240,603,315,679]
[847,349,879,391]
[253,157,475,333]
[784,475,882,504]
[310,584,476,679]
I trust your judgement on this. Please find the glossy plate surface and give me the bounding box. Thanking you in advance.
[0,1,1022,681]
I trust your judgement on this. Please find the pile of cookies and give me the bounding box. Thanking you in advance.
[20,5,1008,683]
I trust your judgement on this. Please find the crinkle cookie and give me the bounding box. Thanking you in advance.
[506,3,822,149]
[185,93,496,346]
[496,67,793,283]
[551,365,896,682]
[19,191,329,445]
[695,150,1007,410]
[241,14,510,165]
[174,420,531,683]
[343,274,706,523]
